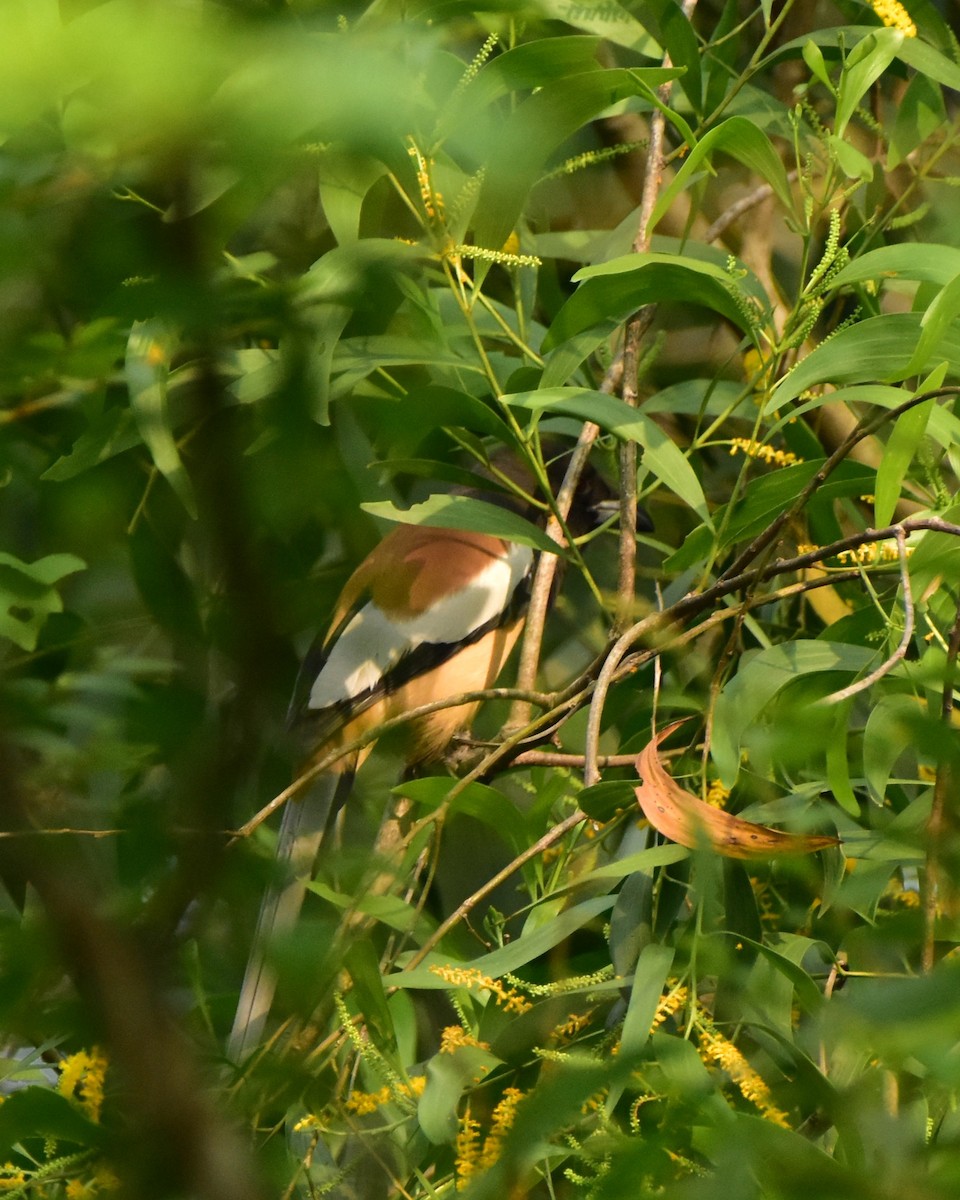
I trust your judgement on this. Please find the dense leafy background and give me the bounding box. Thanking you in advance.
[3,0,960,1197]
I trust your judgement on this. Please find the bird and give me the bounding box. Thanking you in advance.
[227,445,640,1061]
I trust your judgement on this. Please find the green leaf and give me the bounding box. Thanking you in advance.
[0,552,86,651]
[649,117,794,233]
[316,150,387,244]
[712,641,877,786]
[361,493,561,555]
[828,132,874,182]
[640,0,702,114]
[578,779,637,822]
[862,693,924,805]
[830,242,960,289]
[605,943,674,1110]
[505,387,710,520]
[344,939,399,1059]
[436,35,605,138]
[41,406,142,482]
[904,274,960,378]
[771,313,960,407]
[297,239,424,423]
[419,1043,503,1145]
[0,1087,104,1156]
[802,39,834,93]
[542,254,761,353]
[578,842,690,883]
[825,703,859,818]
[391,895,616,986]
[667,459,874,569]
[897,36,960,94]
[307,881,431,937]
[874,396,933,527]
[400,777,529,854]
[533,0,659,52]
[619,943,674,1055]
[835,29,903,138]
[741,933,827,1027]
[888,72,946,170]
[472,68,683,274]
[126,319,197,518]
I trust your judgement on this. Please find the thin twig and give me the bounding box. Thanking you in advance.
[508,750,640,769]
[615,0,699,630]
[719,387,960,584]
[510,424,602,726]
[583,516,960,784]
[817,528,913,706]
[702,171,800,245]
[401,808,589,970]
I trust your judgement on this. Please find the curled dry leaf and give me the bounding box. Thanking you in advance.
[634,721,840,860]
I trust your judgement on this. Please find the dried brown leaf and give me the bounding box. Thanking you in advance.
[634,722,839,860]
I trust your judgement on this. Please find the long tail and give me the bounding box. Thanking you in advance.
[228,773,348,1062]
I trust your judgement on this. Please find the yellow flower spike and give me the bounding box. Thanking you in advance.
[872,0,917,36]
[478,1087,524,1170]
[455,1107,482,1189]
[429,965,532,1014]
[697,1024,789,1127]
[440,1026,490,1054]
[58,1048,108,1123]
[729,437,801,468]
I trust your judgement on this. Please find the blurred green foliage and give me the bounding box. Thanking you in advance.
[3,0,960,1197]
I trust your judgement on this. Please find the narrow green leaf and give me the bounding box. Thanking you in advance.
[874,397,933,527]
[771,313,960,407]
[897,36,960,93]
[532,0,659,52]
[344,939,398,1059]
[400,777,528,854]
[831,242,960,289]
[361,494,561,555]
[542,254,761,353]
[649,117,794,233]
[578,842,689,883]
[802,39,834,92]
[828,132,874,182]
[825,704,860,818]
[297,239,424,422]
[41,406,142,481]
[835,29,903,137]
[862,694,924,804]
[391,896,616,986]
[904,274,960,377]
[712,641,877,786]
[505,387,710,520]
[316,150,386,244]
[307,881,431,937]
[473,68,683,274]
[619,943,674,1056]
[888,73,946,170]
[605,943,674,1111]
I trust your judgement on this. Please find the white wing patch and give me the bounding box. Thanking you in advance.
[308,541,533,711]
